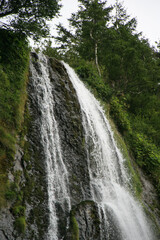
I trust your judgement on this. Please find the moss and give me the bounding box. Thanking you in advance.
[5,181,18,201]
[5,190,17,201]
[18,101,49,237]
[67,201,101,240]
[0,174,7,209]
[12,205,25,216]
[70,211,79,240]
[15,216,26,234]
[0,126,16,152]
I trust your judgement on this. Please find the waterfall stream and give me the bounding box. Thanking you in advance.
[63,62,154,240]
[29,53,155,240]
[30,54,71,240]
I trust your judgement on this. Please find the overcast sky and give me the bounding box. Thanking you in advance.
[50,0,160,48]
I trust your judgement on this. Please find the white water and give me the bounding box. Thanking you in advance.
[30,54,71,240]
[63,62,154,240]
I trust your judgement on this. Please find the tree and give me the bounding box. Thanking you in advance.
[0,0,61,40]
[113,0,137,31]
[56,0,112,76]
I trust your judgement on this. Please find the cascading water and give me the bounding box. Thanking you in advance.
[29,54,71,240]
[29,52,155,240]
[63,62,154,240]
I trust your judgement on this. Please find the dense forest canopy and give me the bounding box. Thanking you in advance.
[0,0,61,40]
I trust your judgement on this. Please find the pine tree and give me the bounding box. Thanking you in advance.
[56,0,112,76]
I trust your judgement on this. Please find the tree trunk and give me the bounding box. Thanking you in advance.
[90,29,101,77]
[95,42,101,77]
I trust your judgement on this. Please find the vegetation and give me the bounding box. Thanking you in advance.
[43,0,160,203]
[0,29,29,236]
[69,212,79,240]
[15,216,26,233]
[0,0,61,40]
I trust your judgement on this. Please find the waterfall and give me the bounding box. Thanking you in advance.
[29,53,155,240]
[63,62,154,240]
[29,54,71,240]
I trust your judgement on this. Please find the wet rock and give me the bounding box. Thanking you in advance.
[65,200,123,240]
[49,57,92,204]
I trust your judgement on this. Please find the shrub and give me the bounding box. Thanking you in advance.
[74,59,112,101]
[110,96,131,133]
[129,132,160,175]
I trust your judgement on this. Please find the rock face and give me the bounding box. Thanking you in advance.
[23,53,94,239]
[0,209,15,240]
[49,58,91,203]
[66,201,102,240]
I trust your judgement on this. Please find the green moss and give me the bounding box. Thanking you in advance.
[5,181,18,201]
[5,190,17,201]
[68,201,101,239]
[15,216,26,234]
[13,205,25,216]
[0,174,7,209]
[0,126,16,152]
[70,212,79,240]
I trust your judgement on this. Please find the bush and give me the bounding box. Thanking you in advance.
[129,132,160,174]
[75,59,112,101]
[110,96,131,133]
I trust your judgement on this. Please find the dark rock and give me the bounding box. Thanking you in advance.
[49,58,92,205]
[0,209,15,240]
[65,201,123,240]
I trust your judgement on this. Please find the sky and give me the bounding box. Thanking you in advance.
[50,0,160,48]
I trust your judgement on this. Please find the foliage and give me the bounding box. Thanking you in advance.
[129,133,160,172]
[42,40,62,59]
[0,29,29,129]
[74,59,112,101]
[56,0,112,74]
[0,29,29,215]
[110,96,131,133]
[0,0,61,40]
